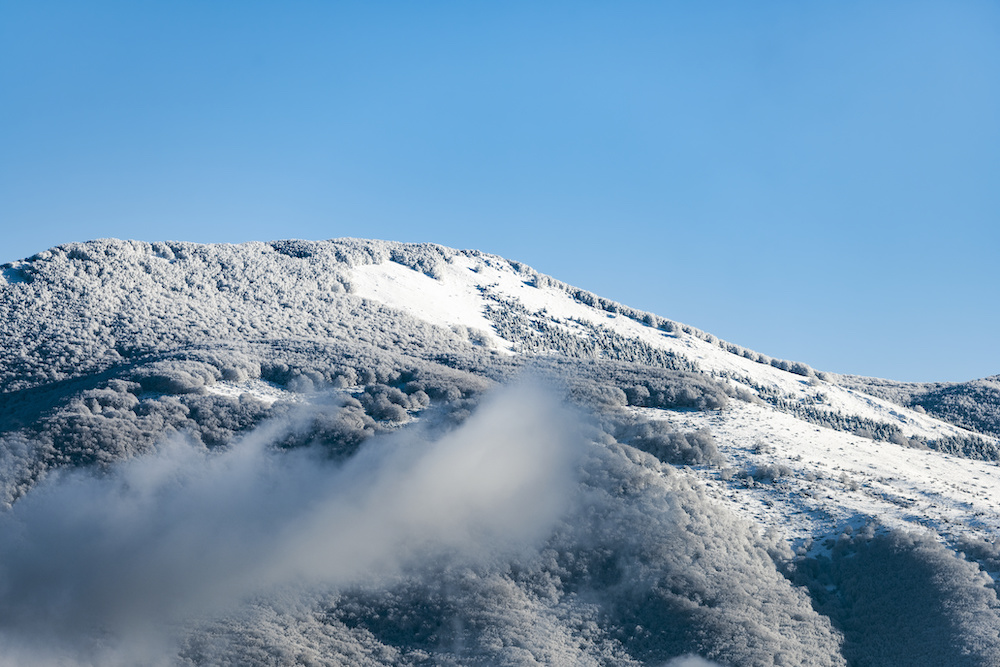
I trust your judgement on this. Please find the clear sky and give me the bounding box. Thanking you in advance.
[2,1,997,382]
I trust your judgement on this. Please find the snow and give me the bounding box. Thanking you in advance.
[344,252,986,446]
[4,237,1000,664]
[646,401,1000,553]
[338,248,1000,552]
[202,379,298,406]
[349,259,510,350]
[3,236,995,563]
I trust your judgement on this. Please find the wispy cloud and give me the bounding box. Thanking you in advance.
[0,385,580,665]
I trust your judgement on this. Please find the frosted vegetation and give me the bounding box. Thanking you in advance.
[837,374,1000,440]
[0,238,999,665]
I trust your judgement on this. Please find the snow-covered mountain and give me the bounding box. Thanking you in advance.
[1,238,999,666]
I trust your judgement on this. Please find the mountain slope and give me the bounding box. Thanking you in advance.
[1,238,999,666]
[836,373,1000,439]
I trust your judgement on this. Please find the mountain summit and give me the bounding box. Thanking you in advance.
[2,238,1000,666]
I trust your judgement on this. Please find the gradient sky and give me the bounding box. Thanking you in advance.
[2,1,998,382]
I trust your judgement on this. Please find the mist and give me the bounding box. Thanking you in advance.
[0,386,580,665]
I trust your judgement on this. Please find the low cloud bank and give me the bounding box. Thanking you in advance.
[0,386,579,665]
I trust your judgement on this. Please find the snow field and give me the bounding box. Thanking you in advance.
[646,402,1000,555]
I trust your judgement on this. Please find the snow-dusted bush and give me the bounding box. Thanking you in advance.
[788,527,1000,666]
[743,462,794,483]
[928,432,1000,461]
[622,373,729,411]
[770,358,814,377]
[568,381,629,412]
[615,420,723,466]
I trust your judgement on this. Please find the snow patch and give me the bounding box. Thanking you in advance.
[202,379,298,406]
[349,260,505,348]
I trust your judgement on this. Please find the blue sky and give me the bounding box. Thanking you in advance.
[2,1,997,382]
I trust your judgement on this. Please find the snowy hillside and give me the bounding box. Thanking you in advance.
[2,238,1000,666]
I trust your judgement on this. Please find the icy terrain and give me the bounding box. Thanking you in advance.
[346,246,1000,550]
[1,238,999,666]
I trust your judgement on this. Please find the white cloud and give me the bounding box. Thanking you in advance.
[0,385,580,665]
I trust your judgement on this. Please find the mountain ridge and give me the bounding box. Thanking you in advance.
[4,238,993,441]
[2,237,1000,665]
